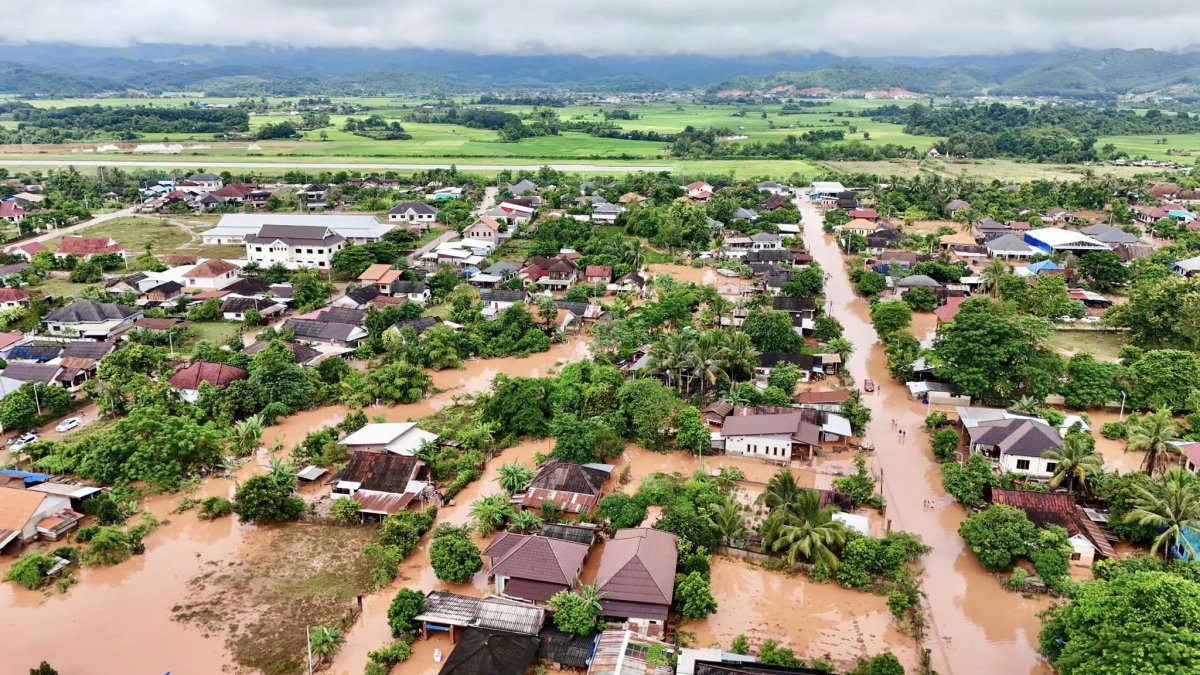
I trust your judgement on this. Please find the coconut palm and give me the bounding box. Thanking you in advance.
[647,330,691,392]
[1126,467,1200,559]
[707,500,749,546]
[619,239,645,272]
[691,332,728,396]
[1041,434,1104,494]
[979,258,1009,296]
[767,489,847,569]
[497,461,534,495]
[309,625,345,661]
[721,330,760,383]
[759,468,803,513]
[1126,409,1181,476]
[1009,395,1041,416]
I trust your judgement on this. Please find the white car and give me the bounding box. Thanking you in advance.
[1056,316,1077,323]
[11,433,37,452]
[1081,316,1102,324]
[55,417,81,433]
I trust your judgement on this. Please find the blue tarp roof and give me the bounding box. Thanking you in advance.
[0,469,52,485]
[1026,260,1061,273]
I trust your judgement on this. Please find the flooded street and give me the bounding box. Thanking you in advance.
[797,195,1053,675]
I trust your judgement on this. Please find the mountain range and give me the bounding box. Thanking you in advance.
[2,44,1200,100]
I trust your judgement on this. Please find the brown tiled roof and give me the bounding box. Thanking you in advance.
[0,488,47,531]
[527,459,607,496]
[133,317,189,331]
[185,259,239,278]
[990,488,1077,534]
[55,237,126,256]
[795,390,850,404]
[584,265,612,278]
[167,361,248,389]
[358,263,392,281]
[485,533,589,589]
[595,528,677,610]
[0,288,28,302]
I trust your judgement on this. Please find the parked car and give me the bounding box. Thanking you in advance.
[55,417,81,433]
[1056,316,1077,323]
[864,379,876,392]
[1081,316,1102,324]
[11,433,37,452]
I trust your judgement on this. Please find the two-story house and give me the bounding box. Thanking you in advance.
[526,256,578,291]
[244,224,345,269]
[183,172,223,193]
[387,202,439,229]
[464,215,504,244]
[182,258,241,290]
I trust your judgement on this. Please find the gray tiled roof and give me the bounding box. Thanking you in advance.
[44,300,139,324]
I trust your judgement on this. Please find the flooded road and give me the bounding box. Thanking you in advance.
[0,338,591,675]
[796,195,1053,675]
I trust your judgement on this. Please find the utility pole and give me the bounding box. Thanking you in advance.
[306,626,314,675]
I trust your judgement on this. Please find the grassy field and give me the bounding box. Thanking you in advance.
[822,158,1171,182]
[1047,329,1128,362]
[45,216,193,254]
[187,321,243,347]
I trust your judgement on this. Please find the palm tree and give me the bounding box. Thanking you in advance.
[1010,395,1041,416]
[620,239,645,272]
[231,414,264,456]
[647,331,691,392]
[470,493,514,535]
[415,439,440,464]
[1126,467,1200,559]
[266,455,293,487]
[707,500,749,546]
[308,625,345,662]
[721,331,759,383]
[980,258,1009,296]
[759,468,803,513]
[1127,409,1181,476]
[691,332,728,396]
[1042,435,1104,494]
[767,490,847,569]
[497,462,534,494]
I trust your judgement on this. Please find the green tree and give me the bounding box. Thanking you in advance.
[330,497,361,524]
[387,588,426,638]
[869,300,913,338]
[547,582,606,635]
[766,362,802,396]
[309,625,345,661]
[1125,467,1200,559]
[1039,571,1200,675]
[1126,409,1181,476]
[367,359,433,405]
[742,310,803,353]
[595,493,647,532]
[1079,251,1129,291]
[232,474,305,523]
[839,390,872,437]
[429,527,483,584]
[764,489,847,569]
[1030,525,1074,592]
[707,500,748,546]
[469,493,514,535]
[901,286,937,312]
[855,270,887,295]
[674,571,718,619]
[782,265,824,297]
[1127,350,1200,412]
[848,653,906,675]
[813,314,844,343]
[674,406,711,455]
[1043,434,1103,493]
[931,428,961,462]
[29,663,59,675]
[958,505,1037,571]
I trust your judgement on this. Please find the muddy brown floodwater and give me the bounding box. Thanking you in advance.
[797,195,1053,675]
[0,338,591,675]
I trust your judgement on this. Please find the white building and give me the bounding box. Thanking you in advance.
[244,224,346,270]
[0,489,74,548]
[182,172,223,193]
[182,258,241,290]
[388,201,439,226]
[963,417,1064,479]
[340,423,439,456]
[202,213,391,246]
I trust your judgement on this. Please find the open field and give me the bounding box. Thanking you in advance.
[1046,329,1128,362]
[44,216,193,254]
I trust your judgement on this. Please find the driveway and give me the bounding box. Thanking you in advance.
[407,229,459,265]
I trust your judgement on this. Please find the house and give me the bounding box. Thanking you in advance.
[555,301,605,325]
[589,630,674,675]
[686,181,714,201]
[518,458,610,515]
[243,339,323,366]
[526,256,578,290]
[208,183,257,204]
[757,194,788,211]
[245,224,346,269]
[391,316,444,338]
[183,259,240,290]
[537,626,599,671]
[167,361,248,403]
[220,296,284,322]
[1042,207,1069,224]
[43,300,141,339]
[730,207,759,223]
[1175,255,1200,277]
[619,192,647,204]
[387,201,439,227]
[479,289,528,313]
[0,201,26,223]
[934,296,972,327]
[506,179,539,196]
[614,272,646,293]
[718,412,822,463]
[297,184,330,208]
[184,172,222,193]
[202,213,390,246]
[945,200,970,217]
[986,233,1035,260]
[0,287,29,309]
[283,318,368,347]
[340,422,439,456]
[847,208,878,221]
[0,488,76,550]
[464,215,504,244]
[989,488,1114,567]
[771,295,817,321]
[330,452,429,520]
[794,389,851,413]
[1024,228,1109,255]
[439,627,541,675]
[482,532,590,602]
[843,218,879,236]
[895,274,941,296]
[584,265,613,285]
[389,280,430,305]
[1079,223,1140,246]
[1,362,73,388]
[591,202,623,224]
[54,237,128,260]
[964,418,1063,479]
[594,529,678,637]
[5,241,46,261]
[757,181,788,196]
[414,591,545,645]
[332,285,381,309]
[144,280,185,304]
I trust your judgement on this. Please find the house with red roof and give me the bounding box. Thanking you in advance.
[182,258,241,290]
[54,236,128,260]
[5,241,46,261]
[0,201,26,223]
[0,287,30,309]
[686,181,713,201]
[584,265,613,285]
[167,361,249,403]
[847,208,878,221]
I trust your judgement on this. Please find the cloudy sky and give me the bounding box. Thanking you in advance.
[9,0,1200,57]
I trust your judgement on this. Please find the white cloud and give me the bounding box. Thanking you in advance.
[5,0,1200,57]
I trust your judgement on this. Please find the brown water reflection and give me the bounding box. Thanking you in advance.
[797,195,1052,675]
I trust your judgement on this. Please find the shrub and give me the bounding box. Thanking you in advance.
[232,475,305,523]
[730,634,750,655]
[547,586,605,634]
[197,496,233,520]
[3,552,55,589]
[367,641,412,670]
[83,526,134,565]
[832,454,875,508]
[674,571,718,619]
[74,525,100,543]
[848,653,906,675]
[1100,421,1127,439]
[924,412,949,430]
[330,496,362,525]
[1006,566,1028,590]
[379,507,436,558]
[958,505,1037,572]
[429,527,482,584]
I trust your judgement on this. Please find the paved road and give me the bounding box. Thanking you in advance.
[24,205,138,244]
[0,159,675,173]
[408,229,459,265]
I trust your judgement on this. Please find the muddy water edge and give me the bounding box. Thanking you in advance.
[0,339,589,675]
[798,195,1053,675]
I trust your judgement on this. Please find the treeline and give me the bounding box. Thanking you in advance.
[869,102,1200,161]
[475,94,568,107]
[669,126,915,160]
[0,102,250,142]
